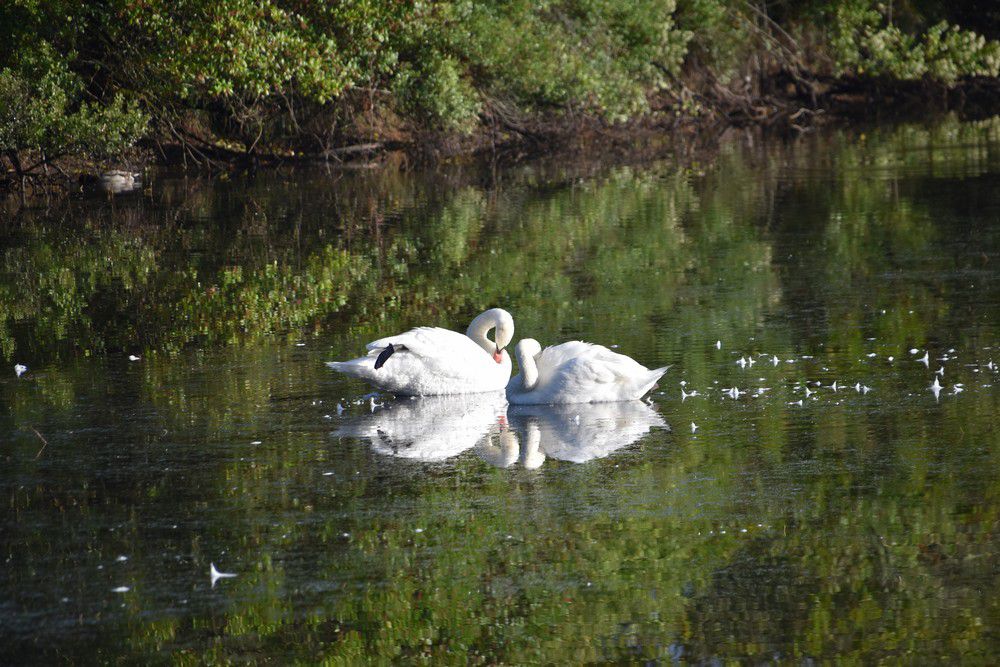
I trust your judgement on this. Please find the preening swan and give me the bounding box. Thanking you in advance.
[506,338,668,404]
[327,308,514,395]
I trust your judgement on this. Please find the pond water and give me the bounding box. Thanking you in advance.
[3,117,1000,662]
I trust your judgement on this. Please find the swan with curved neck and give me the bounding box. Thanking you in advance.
[466,308,514,363]
[513,339,542,390]
[506,337,667,404]
[327,308,514,395]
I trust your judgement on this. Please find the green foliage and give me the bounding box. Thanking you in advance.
[3,0,1000,165]
[674,0,746,78]
[830,1,1000,83]
[450,0,690,121]
[0,43,147,161]
[116,0,353,103]
[392,54,481,130]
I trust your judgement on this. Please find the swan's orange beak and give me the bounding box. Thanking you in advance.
[493,346,503,364]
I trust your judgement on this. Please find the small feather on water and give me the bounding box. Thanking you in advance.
[210,563,237,587]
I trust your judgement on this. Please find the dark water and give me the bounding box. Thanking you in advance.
[3,116,1000,662]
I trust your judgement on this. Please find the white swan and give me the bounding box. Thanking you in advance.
[327,308,514,395]
[506,339,668,404]
[334,393,507,462]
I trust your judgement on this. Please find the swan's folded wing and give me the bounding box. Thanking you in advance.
[563,355,620,385]
[366,327,459,354]
[538,341,595,367]
[543,342,646,386]
[366,327,492,379]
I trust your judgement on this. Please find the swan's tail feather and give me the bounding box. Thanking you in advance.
[374,344,396,369]
[635,365,670,399]
[326,357,376,381]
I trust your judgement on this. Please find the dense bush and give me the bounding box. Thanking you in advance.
[829,0,1000,83]
[2,0,1000,173]
[0,23,147,170]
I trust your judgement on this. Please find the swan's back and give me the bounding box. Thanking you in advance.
[329,325,511,395]
[510,341,668,404]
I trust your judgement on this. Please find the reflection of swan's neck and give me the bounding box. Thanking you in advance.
[516,346,539,391]
[478,429,519,468]
[521,422,545,469]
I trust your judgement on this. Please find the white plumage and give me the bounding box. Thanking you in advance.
[506,339,668,404]
[327,308,514,395]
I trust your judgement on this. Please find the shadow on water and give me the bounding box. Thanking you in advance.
[2,114,1000,662]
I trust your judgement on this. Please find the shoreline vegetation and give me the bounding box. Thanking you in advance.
[3,1,1000,198]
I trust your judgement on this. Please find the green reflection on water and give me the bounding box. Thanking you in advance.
[2,115,1000,663]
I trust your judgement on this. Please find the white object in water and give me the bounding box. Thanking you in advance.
[930,377,942,401]
[918,352,929,367]
[14,364,27,377]
[338,393,507,462]
[691,422,698,433]
[506,339,668,404]
[504,400,664,465]
[716,340,722,350]
[327,308,514,395]
[210,563,237,587]
[128,355,140,362]
[98,170,141,193]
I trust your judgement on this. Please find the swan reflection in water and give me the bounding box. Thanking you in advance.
[500,401,667,466]
[333,392,507,462]
[335,393,666,469]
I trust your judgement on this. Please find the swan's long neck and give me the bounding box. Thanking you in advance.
[466,311,497,355]
[516,346,539,391]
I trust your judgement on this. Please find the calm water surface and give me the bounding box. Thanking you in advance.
[2,117,1000,662]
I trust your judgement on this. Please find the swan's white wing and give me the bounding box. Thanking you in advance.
[367,327,491,374]
[337,325,510,395]
[541,342,647,386]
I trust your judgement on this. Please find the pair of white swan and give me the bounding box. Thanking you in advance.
[326,308,667,403]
